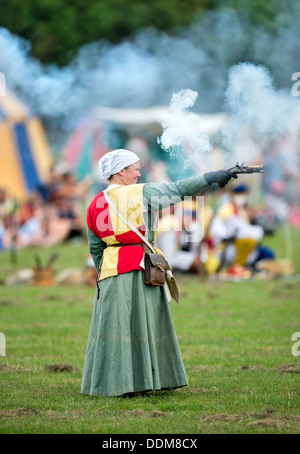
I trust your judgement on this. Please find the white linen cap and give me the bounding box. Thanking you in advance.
[98,149,140,180]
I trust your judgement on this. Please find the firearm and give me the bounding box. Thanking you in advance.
[228,162,264,175]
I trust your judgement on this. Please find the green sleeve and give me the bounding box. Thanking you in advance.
[87,228,107,272]
[143,176,208,210]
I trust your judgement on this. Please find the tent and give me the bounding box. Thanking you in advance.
[0,89,53,201]
[62,118,108,180]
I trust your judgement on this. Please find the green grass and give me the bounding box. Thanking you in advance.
[0,227,299,434]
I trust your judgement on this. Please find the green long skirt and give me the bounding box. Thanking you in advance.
[81,271,188,397]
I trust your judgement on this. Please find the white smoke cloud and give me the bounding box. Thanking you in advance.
[157,61,299,175]
[157,89,212,172]
[0,4,299,126]
[221,62,298,163]
[0,28,90,121]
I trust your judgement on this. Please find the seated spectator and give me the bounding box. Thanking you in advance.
[207,184,275,276]
[51,193,83,240]
[156,199,205,274]
[2,191,45,249]
[44,165,63,203]
[49,170,92,240]
[57,171,92,201]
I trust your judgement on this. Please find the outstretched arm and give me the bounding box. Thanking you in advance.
[143,171,235,210]
[143,176,209,211]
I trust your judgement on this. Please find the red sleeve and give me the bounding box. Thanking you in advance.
[86,195,100,236]
[86,192,115,239]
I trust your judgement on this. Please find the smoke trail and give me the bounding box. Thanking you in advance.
[158,62,299,176]
[0,28,90,122]
[157,89,212,173]
[221,62,298,164]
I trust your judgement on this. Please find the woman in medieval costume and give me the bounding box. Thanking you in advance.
[81,149,236,397]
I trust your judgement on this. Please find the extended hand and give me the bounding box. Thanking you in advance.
[203,170,238,188]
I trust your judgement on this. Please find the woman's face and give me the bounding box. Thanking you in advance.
[120,162,141,185]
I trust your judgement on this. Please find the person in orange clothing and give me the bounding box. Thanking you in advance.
[208,184,275,277]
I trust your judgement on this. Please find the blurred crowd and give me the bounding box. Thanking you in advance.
[0,167,92,251]
[156,183,277,279]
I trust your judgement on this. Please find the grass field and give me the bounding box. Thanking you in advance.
[0,226,299,434]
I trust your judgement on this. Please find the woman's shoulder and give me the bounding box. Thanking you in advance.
[87,191,105,210]
[107,184,145,200]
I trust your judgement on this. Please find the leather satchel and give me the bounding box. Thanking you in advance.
[143,245,169,286]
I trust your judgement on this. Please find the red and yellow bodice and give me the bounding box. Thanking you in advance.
[87,184,147,280]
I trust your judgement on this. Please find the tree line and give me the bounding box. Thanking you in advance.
[0,0,285,66]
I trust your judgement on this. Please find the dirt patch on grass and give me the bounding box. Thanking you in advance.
[248,408,276,419]
[190,387,209,394]
[240,365,266,371]
[203,413,243,422]
[124,408,166,418]
[0,364,28,373]
[190,386,219,394]
[0,407,39,419]
[248,413,300,429]
[0,298,17,306]
[277,363,300,373]
[202,408,299,430]
[270,282,300,299]
[44,363,79,373]
[206,292,218,299]
[42,294,60,301]
[203,408,275,423]
[45,409,84,420]
[271,291,294,300]
[248,418,282,429]
[186,365,211,373]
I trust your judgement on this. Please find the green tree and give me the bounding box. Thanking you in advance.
[0,0,291,66]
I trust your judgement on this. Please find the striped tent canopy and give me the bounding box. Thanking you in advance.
[0,90,53,201]
[62,119,108,181]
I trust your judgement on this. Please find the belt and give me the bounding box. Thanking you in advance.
[108,243,145,247]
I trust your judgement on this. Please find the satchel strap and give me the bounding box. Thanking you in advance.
[104,189,157,254]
